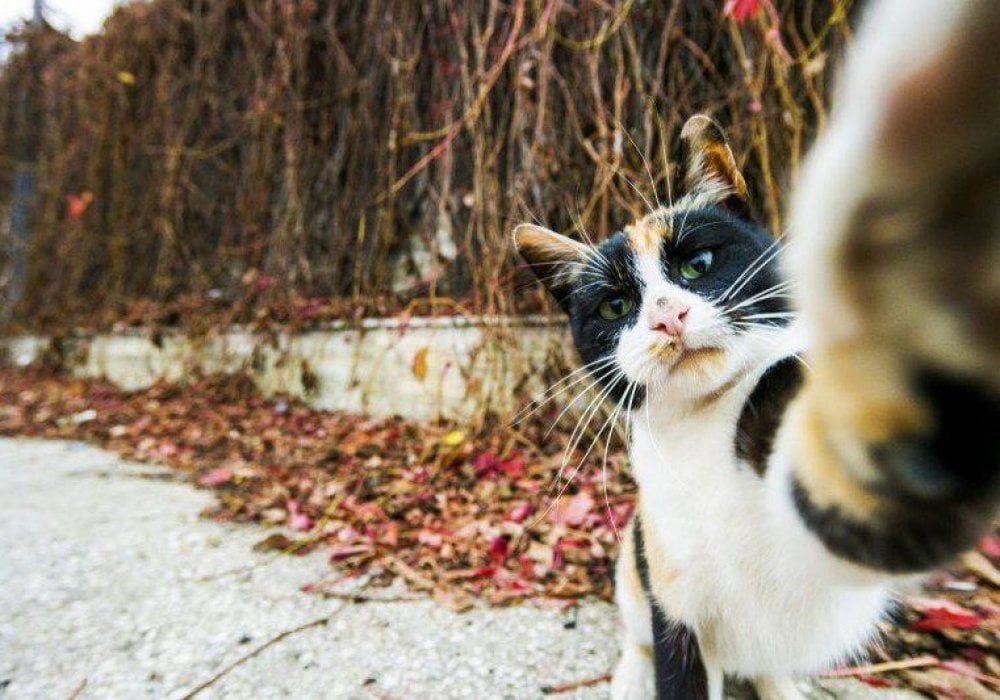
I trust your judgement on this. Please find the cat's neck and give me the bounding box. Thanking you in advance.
[631,373,751,443]
[628,393,745,488]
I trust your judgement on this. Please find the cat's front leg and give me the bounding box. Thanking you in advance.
[612,519,656,700]
[614,514,721,700]
[782,0,1000,572]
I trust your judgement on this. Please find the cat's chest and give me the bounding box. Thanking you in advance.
[628,400,769,575]
[630,398,754,505]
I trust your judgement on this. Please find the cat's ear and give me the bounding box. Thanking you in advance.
[680,115,751,218]
[512,223,591,311]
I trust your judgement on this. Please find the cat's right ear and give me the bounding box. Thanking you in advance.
[512,224,591,311]
[680,115,751,218]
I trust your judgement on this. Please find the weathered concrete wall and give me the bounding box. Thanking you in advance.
[3,317,571,422]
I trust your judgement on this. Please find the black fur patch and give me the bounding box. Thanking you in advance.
[792,368,1000,573]
[566,232,643,405]
[790,479,986,572]
[665,207,788,326]
[633,516,708,699]
[735,357,805,476]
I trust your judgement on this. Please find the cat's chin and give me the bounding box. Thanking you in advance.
[671,346,725,374]
[644,345,739,403]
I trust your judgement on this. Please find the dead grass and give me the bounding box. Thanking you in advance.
[0,0,855,331]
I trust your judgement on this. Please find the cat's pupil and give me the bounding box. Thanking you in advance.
[680,250,714,280]
[599,296,632,320]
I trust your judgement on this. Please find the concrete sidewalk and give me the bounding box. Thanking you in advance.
[0,439,916,699]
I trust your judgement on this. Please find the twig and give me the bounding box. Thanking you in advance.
[822,655,940,678]
[180,615,333,699]
[541,673,612,694]
[67,678,87,700]
[318,590,423,604]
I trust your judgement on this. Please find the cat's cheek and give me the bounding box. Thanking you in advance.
[615,323,652,384]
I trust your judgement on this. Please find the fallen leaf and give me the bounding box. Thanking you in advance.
[442,430,465,447]
[962,551,1000,587]
[549,491,595,527]
[252,533,295,552]
[908,597,982,632]
[411,346,429,381]
[504,500,533,523]
[198,467,233,487]
[433,586,474,613]
[979,534,1000,559]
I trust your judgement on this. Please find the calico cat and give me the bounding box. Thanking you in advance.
[513,1,999,697]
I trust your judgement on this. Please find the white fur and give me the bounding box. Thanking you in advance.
[613,246,893,697]
[786,0,971,350]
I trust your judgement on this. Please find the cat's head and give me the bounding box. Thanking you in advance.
[514,116,790,407]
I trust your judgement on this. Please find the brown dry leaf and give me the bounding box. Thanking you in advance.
[902,668,995,700]
[252,533,296,552]
[433,586,475,613]
[963,551,1000,588]
[411,346,429,381]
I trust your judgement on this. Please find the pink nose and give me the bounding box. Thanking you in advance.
[649,304,689,337]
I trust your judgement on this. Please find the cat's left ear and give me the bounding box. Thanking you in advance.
[512,224,591,311]
[680,115,751,218]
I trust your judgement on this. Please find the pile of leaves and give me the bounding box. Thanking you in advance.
[1,366,998,695]
[0,366,634,605]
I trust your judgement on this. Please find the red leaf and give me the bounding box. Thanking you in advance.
[854,674,895,689]
[474,451,526,481]
[908,597,982,631]
[66,192,94,221]
[328,543,373,561]
[504,500,533,523]
[489,535,510,564]
[473,451,500,478]
[549,492,595,527]
[500,455,526,479]
[380,521,400,547]
[254,275,277,293]
[723,0,763,24]
[979,534,1000,559]
[197,467,233,487]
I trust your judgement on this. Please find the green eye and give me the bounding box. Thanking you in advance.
[598,297,632,321]
[680,250,714,280]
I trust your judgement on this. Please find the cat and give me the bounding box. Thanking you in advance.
[513,1,999,697]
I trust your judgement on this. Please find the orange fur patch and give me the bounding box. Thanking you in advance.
[674,347,725,373]
[811,342,929,444]
[620,518,646,603]
[788,390,881,520]
[638,500,680,592]
[701,142,749,200]
[625,216,670,255]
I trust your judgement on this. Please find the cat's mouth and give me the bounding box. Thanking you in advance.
[649,339,725,372]
[673,346,725,372]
